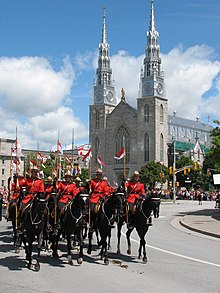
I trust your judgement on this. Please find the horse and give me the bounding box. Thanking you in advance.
[21,192,47,270]
[45,191,62,258]
[9,186,26,253]
[87,192,116,265]
[63,192,86,265]
[126,195,160,263]
[115,191,127,254]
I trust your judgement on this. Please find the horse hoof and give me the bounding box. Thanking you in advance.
[138,255,141,259]
[15,247,20,253]
[77,257,83,265]
[117,250,121,254]
[52,252,59,258]
[68,255,73,265]
[127,249,131,255]
[35,262,40,271]
[143,257,148,263]
[104,258,109,265]
[107,245,112,250]
[87,249,91,255]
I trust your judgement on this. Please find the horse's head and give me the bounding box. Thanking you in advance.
[115,192,126,210]
[34,192,47,214]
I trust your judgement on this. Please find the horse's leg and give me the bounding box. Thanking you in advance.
[103,235,109,265]
[126,228,133,255]
[117,221,123,254]
[35,231,43,271]
[107,229,111,250]
[77,229,83,265]
[87,228,93,255]
[67,232,73,265]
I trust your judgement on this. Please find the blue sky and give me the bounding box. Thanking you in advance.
[0,0,220,150]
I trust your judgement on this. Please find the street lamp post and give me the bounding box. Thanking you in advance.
[173,137,176,203]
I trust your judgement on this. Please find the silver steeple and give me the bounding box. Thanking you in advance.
[139,0,165,98]
[93,6,116,105]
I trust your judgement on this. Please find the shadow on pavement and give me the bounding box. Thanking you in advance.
[176,208,220,221]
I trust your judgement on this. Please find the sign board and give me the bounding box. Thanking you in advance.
[213,174,220,185]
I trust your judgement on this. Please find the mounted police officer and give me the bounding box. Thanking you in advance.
[56,171,77,228]
[126,171,145,229]
[17,166,45,233]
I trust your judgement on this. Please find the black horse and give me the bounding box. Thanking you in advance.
[126,195,159,263]
[45,191,62,258]
[87,193,116,265]
[115,191,127,254]
[21,192,47,270]
[63,192,85,265]
[9,186,26,253]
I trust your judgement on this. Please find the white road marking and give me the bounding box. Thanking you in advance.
[121,232,220,268]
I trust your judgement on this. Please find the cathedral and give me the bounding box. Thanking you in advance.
[89,1,168,184]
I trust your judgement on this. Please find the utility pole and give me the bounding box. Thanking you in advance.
[172,138,176,203]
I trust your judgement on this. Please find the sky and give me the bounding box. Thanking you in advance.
[0,0,220,151]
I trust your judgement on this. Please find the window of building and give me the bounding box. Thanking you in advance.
[144,133,150,162]
[2,180,4,187]
[144,104,149,122]
[2,169,4,175]
[160,133,164,162]
[160,104,163,124]
[95,110,100,128]
[2,158,5,164]
[115,126,130,163]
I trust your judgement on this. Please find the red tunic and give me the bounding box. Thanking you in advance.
[10,182,20,200]
[126,181,145,204]
[89,179,109,203]
[58,182,76,204]
[45,184,54,201]
[22,178,45,204]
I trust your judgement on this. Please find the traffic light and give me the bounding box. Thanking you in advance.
[169,181,172,187]
[188,167,191,173]
[175,181,179,186]
[194,162,198,171]
[207,168,211,176]
[184,168,187,175]
[169,166,173,175]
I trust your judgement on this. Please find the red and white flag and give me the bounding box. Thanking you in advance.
[114,146,125,160]
[65,154,73,165]
[37,152,43,161]
[41,156,48,168]
[57,140,63,154]
[82,147,92,162]
[97,154,106,168]
[77,146,84,157]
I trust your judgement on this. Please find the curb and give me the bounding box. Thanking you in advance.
[179,217,220,239]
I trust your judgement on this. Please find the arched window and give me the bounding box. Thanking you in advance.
[95,110,100,128]
[160,133,164,162]
[160,104,163,124]
[115,126,130,163]
[95,137,100,164]
[144,133,149,162]
[144,104,150,122]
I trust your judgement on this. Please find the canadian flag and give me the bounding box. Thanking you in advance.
[41,156,48,168]
[37,152,43,160]
[97,154,106,168]
[78,146,84,157]
[114,146,126,160]
[65,154,72,164]
[57,140,63,154]
[82,147,92,162]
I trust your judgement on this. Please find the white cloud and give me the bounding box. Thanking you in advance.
[110,45,220,121]
[0,56,75,116]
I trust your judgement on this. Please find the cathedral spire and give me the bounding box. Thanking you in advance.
[101,6,107,44]
[93,6,116,105]
[139,0,165,99]
[149,0,156,33]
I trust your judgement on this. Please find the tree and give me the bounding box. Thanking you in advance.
[139,161,168,189]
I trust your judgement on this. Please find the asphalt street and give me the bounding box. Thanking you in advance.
[0,201,219,293]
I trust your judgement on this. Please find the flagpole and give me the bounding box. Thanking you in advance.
[72,128,74,162]
[89,155,92,180]
[123,151,126,179]
[56,132,59,178]
[15,127,18,175]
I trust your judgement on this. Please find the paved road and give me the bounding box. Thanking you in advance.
[0,201,219,293]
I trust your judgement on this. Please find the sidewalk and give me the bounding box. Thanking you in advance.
[180,207,220,238]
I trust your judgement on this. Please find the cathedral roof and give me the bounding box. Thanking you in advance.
[168,115,212,132]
